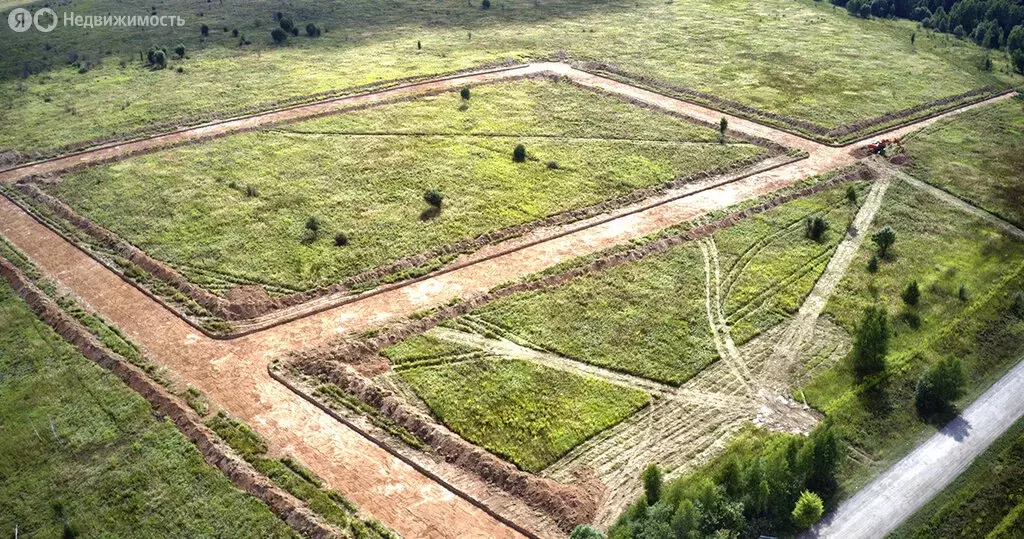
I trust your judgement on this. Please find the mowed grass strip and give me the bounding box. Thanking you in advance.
[398,358,649,472]
[0,281,295,538]
[1,0,1018,154]
[902,99,1024,228]
[804,179,1024,492]
[891,415,1024,539]
[48,79,764,290]
[471,182,863,385]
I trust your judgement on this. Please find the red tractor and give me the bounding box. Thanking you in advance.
[866,138,901,155]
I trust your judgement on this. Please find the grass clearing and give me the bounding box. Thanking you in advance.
[891,415,1024,539]
[902,98,1024,228]
[803,179,1024,494]
[47,78,764,291]
[0,280,295,538]
[0,0,1019,154]
[397,358,649,472]
[468,182,863,385]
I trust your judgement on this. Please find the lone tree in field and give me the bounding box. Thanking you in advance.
[460,86,471,100]
[719,117,728,143]
[805,216,829,242]
[513,144,527,163]
[902,280,920,306]
[175,43,185,58]
[271,28,288,43]
[792,490,825,529]
[872,226,896,258]
[852,306,889,377]
[424,190,444,208]
[642,463,662,505]
[915,356,967,415]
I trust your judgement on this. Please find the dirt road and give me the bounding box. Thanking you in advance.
[0,63,1016,537]
[810,356,1024,538]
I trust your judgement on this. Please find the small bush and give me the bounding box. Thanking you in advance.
[232,28,239,37]
[792,491,824,529]
[306,23,320,37]
[305,216,321,234]
[805,216,829,242]
[151,49,166,69]
[902,281,920,306]
[334,232,349,246]
[872,226,896,258]
[244,185,258,198]
[958,284,970,302]
[417,40,422,50]
[546,161,559,169]
[867,254,879,273]
[200,24,209,37]
[482,0,491,8]
[569,525,605,539]
[852,306,889,378]
[174,43,185,57]
[271,28,288,43]
[916,356,967,415]
[424,190,444,208]
[460,86,471,100]
[512,144,527,163]
[290,27,299,36]
[279,18,294,32]
[642,463,662,505]
[846,185,857,204]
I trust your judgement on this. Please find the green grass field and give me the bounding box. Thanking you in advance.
[891,416,1024,539]
[902,99,1024,228]
[0,281,295,538]
[467,182,862,385]
[1,0,1018,154]
[46,78,764,291]
[397,358,649,472]
[803,179,1024,493]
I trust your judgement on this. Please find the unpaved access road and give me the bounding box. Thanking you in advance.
[0,63,1016,538]
[809,355,1024,539]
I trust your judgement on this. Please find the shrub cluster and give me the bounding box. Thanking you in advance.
[804,216,829,242]
[608,426,840,538]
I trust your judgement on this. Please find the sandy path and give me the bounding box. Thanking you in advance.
[0,65,1015,537]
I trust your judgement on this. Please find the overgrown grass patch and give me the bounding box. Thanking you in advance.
[0,0,1018,154]
[0,281,296,538]
[902,99,1024,228]
[469,182,864,385]
[398,358,649,472]
[48,78,764,291]
[891,416,1024,539]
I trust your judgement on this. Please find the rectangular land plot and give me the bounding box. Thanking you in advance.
[902,99,1024,228]
[395,357,650,473]
[1,0,1019,154]
[45,78,769,292]
[458,181,866,385]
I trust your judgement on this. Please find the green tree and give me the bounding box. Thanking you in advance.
[642,463,663,505]
[902,280,920,306]
[872,226,897,258]
[569,525,605,539]
[174,43,185,57]
[1009,26,1024,73]
[805,216,829,242]
[271,28,288,44]
[200,24,209,37]
[916,356,967,414]
[513,143,527,163]
[719,117,728,143]
[460,87,471,100]
[867,254,879,273]
[670,499,700,538]
[424,190,444,208]
[846,185,858,204]
[852,307,889,377]
[279,18,294,32]
[792,490,824,529]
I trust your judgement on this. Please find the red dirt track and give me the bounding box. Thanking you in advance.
[0,62,1015,538]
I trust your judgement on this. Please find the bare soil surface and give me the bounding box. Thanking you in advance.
[0,65,1014,537]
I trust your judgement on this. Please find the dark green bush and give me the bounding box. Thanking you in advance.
[424,190,444,208]
[805,216,829,242]
[482,0,491,8]
[460,86,471,100]
[852,306,889,378]
[271,28,287,43]
[279,18,294,32]
[174,43,185,57]
[513,144,527,163]
[916,356,967,415]
[334,232,350,246]
[902,280,921,306]
[200,24,209,37]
